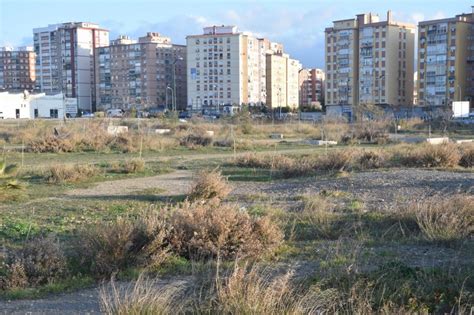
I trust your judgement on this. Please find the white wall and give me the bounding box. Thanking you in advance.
[0,92,77,119]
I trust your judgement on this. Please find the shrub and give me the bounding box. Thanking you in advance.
[180,133,213,148]
[417,143,461,168]
[1,235,67,288]
[234,153,271,169]
[459,143,474,168]
[17,234,67,286]
[47,163,98,183]
[412,195,473,242]
[188,170,231,202]
[108,134,136,153]
[356,150,387,169]
[78,214,169,277]
[315,149,355,172]
[28,135,76,153]
[78,217,143,277]
[122,158,145,174]
[0,261,28,290]
[168,201,283,260]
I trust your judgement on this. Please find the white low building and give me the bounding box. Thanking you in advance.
[0,91,77,119]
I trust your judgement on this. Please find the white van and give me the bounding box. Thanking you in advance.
[106,109,124,118]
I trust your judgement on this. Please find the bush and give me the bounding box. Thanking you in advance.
[356,150,387,169]
[180,132,213,148]
[78,214,169,277]
[28,135,76,153]
[108,134,136,153]
[188,170,231,202]
[18,235,67,286]
[234,153,271,169]
[412,195,473,242]
[47,164,98,183]
[168,201,283,260]
[459,144,474,168]
[1,235,67,288]
[122,158,145,174]
[315,149,355,172]
[78,218,143,277]
[417,143,461,168]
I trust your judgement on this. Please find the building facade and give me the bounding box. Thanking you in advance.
[0,91,77,119]
[0,47,36,92]
[33,22,109,112]
[95,33,186,111]
[186,25,300,111]
[325,11,415,117]
[417,10,474,109]
[299,68,325,109]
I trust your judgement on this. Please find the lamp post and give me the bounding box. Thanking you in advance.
[278,87,282,120]
[166,86,173,112]
[457,84,462,102]
[172,56,184,112]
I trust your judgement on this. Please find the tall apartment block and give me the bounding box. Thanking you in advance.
[33,22,109,111]
[299,68,325,108]
[95,33,186,111]
[325,11,415,117]
[186,25,300,111]
[0,46,36,92]
[418,9,474,109]
[266,53,301,109]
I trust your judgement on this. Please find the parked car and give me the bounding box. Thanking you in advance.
[147,106,168,118]
[178,111,192,119]
[106,109,124,118]
[80,111,94,118]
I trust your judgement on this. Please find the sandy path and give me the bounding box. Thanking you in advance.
[66,169,194,197]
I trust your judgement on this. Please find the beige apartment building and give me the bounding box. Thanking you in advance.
[325,11,415,117]
[95,33,186,111]
[417,9,474,108]
[33,22,109,111]
[299,68,325,109]
[186,25,299,111]
[0,46,36,92]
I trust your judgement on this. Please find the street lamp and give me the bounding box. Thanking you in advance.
[278,87,282,120]
[457,84,462,102]
[172,56,184,112]
[166,86,173,112]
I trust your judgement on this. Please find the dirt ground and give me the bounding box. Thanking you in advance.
[1,167,473,313]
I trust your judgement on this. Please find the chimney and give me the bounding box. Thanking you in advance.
[387,10,393,23]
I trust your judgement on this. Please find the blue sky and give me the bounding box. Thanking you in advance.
[0,0,472,68]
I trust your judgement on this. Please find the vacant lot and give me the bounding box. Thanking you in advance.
[0,117,473,314]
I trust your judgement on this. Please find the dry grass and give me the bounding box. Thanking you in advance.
[47,164,98,184]
[188,170,231,202]
[459,143,474,168]
[100,275,184,315]
[411,195,473,242]
[356,150,387,169]
[314,149,355,172]
[122,158,145,174]
[168,201,283,260]
[297,194,341,239]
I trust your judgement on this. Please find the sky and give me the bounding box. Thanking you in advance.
[0,0,472,68]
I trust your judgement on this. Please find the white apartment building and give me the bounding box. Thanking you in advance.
[325,11,415,117]
[186,25,293,111]
[33,22,109,112]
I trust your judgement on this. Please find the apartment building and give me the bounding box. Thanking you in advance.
[325,11,415,117]
[33,22,109,112]
[0,47,36,92]
[417,9,474,109]
[96,33,186,111]
[186,25,298,111]
[299,68,325,109]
